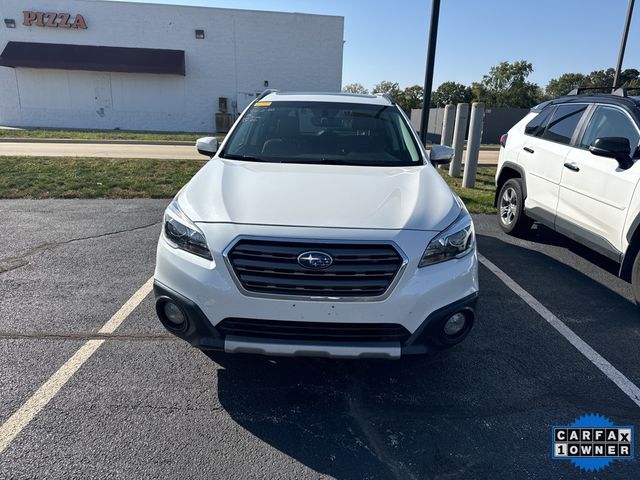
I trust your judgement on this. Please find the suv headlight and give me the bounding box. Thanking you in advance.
[163,200,212,260]
[419,209,475,267]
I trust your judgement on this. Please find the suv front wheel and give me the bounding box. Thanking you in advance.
[497,178,533,236]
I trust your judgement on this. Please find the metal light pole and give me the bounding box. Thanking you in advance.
[419,0,441,143]
[613,0,635,88]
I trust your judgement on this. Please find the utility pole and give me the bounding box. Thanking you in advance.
[613,0,635,88]
[419,0,441,143]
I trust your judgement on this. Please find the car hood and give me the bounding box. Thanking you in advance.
[178,159,460,231]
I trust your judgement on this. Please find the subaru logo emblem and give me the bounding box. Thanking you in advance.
[297,251,333,270]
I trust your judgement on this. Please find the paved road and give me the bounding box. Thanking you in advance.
[0,201,638,479]
[0,142,203,160]
[0,141,500,165]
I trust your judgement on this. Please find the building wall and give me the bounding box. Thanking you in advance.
[0,0,344,131]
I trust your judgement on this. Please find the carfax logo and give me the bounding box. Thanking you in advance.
[552,414,634,472]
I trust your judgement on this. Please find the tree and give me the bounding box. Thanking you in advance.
[545,68,640,97]
[545,73,587,98]
[474,60,542,108]
[431,81,472,107]
[395,84,424,112]
[371,81,401,99]
[587,68,639,88]
[342,83,369,94]
[620,69,640,86]
[585,68,616,89]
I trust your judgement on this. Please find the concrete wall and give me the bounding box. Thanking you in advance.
[411,106,529,144]
[410,108,445,144]
[482,107,529,144]
[0,0,344,132]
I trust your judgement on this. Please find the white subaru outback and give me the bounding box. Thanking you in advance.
[496,88,640,304]
[154,91,478,359]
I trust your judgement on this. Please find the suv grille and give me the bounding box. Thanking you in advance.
[218,318,410,342]
[226,239,404,297]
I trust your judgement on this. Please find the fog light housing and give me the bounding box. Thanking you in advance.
[443,312,466,336]
[163,301,186,327]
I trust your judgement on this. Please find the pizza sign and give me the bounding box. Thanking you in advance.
[22,11,88,30]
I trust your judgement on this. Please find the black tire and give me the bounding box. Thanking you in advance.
[497,178,533,236]
[632,252,640,306]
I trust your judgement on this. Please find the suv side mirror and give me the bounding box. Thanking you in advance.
[196,137,218,157]
[429,145,454,165]
[589,137,633,169]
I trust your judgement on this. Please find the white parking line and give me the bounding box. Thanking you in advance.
[479,254,640,408]
[0,277,153,455]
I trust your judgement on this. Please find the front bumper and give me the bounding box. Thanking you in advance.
[154,223,479,358]
[155,280,477,358]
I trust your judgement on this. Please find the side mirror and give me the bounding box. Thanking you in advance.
[589,137,633,169]
[196,137,218,157]
[429,145,455,165]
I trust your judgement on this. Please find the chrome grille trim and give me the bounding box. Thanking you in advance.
[223,236,409,301]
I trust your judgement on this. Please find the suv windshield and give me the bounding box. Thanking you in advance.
[220,101,422,166]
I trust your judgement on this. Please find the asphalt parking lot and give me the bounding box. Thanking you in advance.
[1,199,639,479]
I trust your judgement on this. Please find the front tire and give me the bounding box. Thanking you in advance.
[631,252,640,306]
[497,178,533,236]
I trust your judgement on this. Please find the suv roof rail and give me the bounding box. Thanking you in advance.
[380,93,396,105]
[612,86,640,97]
[256,89,279,101]
[566,86,615,96]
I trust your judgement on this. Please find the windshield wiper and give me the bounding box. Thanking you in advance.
[219,153,268,162]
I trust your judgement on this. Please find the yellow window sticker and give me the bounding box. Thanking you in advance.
[254,101,272,107]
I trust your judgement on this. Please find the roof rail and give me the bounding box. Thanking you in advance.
[567,86,615,96]
[256,89,279,101]
[381,93,396,105]
[612,86,640,97]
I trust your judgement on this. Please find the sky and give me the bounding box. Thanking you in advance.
[107,0,639,91]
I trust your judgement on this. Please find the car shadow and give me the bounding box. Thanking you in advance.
[206,351,451,480]
[201,232,640,479]
[476,231,639,349]
[524,223,620,276]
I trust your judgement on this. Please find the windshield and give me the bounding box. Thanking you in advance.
[220,101,423,166]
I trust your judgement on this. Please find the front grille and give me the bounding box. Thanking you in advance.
[226,239,404,297]
[218,318,411,342]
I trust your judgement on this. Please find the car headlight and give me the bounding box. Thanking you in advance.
[163,200,212,260]
[419,210,475,267]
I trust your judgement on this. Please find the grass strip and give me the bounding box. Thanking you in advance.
[0,157,205,199]
[0,156,497,214]
[0,129,221,143]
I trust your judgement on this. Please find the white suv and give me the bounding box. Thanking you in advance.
[153,91,479,359]
[496,89,640,304]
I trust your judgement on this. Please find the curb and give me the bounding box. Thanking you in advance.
[0,138,194,146]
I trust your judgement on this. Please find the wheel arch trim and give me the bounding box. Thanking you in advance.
[494,162,527,207]
[620,216,640,281]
